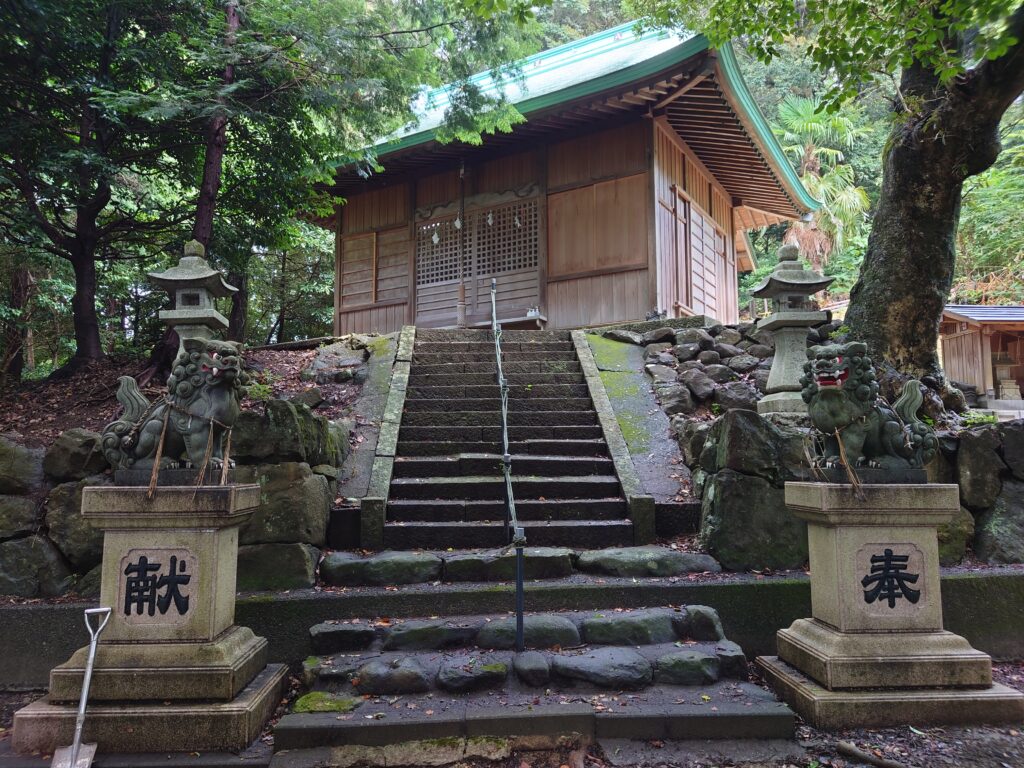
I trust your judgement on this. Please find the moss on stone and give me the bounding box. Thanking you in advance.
[292,691,363,714]
[479,662,508,674]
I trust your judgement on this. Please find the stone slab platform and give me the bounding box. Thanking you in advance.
[0,741,271,768]
[274,692,793,751]
[12,664,287,754]
[757,655,1024,730]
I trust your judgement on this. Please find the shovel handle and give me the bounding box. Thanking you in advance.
[84,607,111,642]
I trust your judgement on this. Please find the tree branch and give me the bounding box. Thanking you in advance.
[971,3,1024,117]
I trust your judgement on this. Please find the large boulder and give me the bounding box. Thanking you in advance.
[363,551,442,585]
[0,435,43,495]
[973,479,1024,564]
[655,383,696,416]
[957,427,1005,511]
[44,475,110,570]
[43,428,106,482]
[699,469,807,570]
[353,657,432,695]
[0,535,73,597]
[655,650,719,685]
[580,609,676,645]
[236,543,319,591]
[476,614,580,650]
[675,328,715,350]
[236,463,330,546]
[679,369,717,402]
[713,381,759,411]
[700,410,806,485]
[0,495,38,541]
[552,648,652,689]
[603,329,643,345]
[232,399,346,467]
[302,341,368,384]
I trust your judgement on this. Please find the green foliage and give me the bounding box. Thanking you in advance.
[961,410,999,427]
[629,0,1023,107]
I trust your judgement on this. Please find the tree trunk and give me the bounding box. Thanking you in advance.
[227,269,248,342]
[845,53,1020,381]
[192,0,239,247]
[69,251,104,362]
[2,268,31,382]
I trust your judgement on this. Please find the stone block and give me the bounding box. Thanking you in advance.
[513,651,550,686]
[437,655,508,692]
[353,657,432,695]
[237,543,319,591]
[309,622,376,653]
[363,551,442,585]
[476,614,580,650]
[236,462,329,546]
[320,551,366,585]
[937,506,974,565]
[551,647,652,689]
[580,609,676,645]
[974,479,1024,564]
[443,547,574,582]
[383,619,481,650]
[232,399,344,467]
[672,605,726,641]
[655,650,719,685]
[715,640,748,679]
[714,381,759,411]
[957,427,1005,510]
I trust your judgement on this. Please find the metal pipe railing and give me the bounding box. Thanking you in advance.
[491,278,526,652]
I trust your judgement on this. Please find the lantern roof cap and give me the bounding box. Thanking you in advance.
[148,240,237,298]
[750,244,833,298]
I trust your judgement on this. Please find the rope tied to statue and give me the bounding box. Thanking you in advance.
[144,396,234,500]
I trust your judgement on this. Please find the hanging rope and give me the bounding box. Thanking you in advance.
[146,406,172,500]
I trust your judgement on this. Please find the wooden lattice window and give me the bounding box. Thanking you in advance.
[475,199,539,276]
[415,218,466,286]
[416,198,539,286]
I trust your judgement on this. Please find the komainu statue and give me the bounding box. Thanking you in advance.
[800,341,938,469]
[102,338,248,471]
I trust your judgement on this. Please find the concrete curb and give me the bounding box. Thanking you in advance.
[571,330,654,544]
[360,326,415,548]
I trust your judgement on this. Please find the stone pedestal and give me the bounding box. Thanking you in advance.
[756,311,828,415]
[12,485,287,753]
[757,482,1024,729]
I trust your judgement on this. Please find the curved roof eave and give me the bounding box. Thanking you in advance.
[367,25,820,215]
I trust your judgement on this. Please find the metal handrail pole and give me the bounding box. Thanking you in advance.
[491,278,525,653]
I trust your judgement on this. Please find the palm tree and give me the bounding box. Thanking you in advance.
[774,96,870,268]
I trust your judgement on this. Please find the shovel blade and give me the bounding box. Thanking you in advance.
[51,743,97,768]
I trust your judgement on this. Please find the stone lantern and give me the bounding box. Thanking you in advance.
[148,240,237,355]
[751,244,833,414]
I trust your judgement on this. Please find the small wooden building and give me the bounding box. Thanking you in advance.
[941,305,1024,403]
[331,23,817,334]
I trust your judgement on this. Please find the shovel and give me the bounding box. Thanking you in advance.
[52,607,111,768]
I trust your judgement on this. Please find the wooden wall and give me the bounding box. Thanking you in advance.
[546,120,652,328]
[941,327,985,392]
[652,119,738,324]
[335,116,745,333]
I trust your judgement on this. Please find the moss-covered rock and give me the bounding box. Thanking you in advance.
[974,480,1024,564]
[236,543,319,591]
[0,535,72,597]
[957,427,1005,511]
[938,506,975,566]
[0,436,43,495]
[698,470,807,571]
[574,546,720,577]
[236,462,329,546]
[43,428,106,483]
[292,691,363,714]
[476,614,579,650]
[580,609,676,645]
[0,495,38,541]
[655,650,719,685]
[232,399,345,467]
[437,656,508,692]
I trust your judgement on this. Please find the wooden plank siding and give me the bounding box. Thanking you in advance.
[941,329,985,392]
[652,119,738,323]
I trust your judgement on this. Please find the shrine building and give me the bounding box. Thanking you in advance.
[329,22,818,334]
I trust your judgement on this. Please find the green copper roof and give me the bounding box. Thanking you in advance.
[376,21,818,214]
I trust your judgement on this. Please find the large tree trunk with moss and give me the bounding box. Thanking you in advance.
[846,27,1024,383]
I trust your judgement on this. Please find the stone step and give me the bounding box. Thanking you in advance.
[396,438,610,457]
[405,383,591,400]
[388,474,621,501]
[391,454,615,479]
[414,341,574,354]
[397,425,605,442]
[402,397,594,413]
[318,546,720,586]
[400,410,598,427]
[411,360,582,376]
[415,329,572,342]
[385,497,628,522]
[408,372,584,386]
[383,519,634,549]
[413,350,580,364]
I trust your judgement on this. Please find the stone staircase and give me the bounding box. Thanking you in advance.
[272,605,793,756]
[379,328,640,549]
